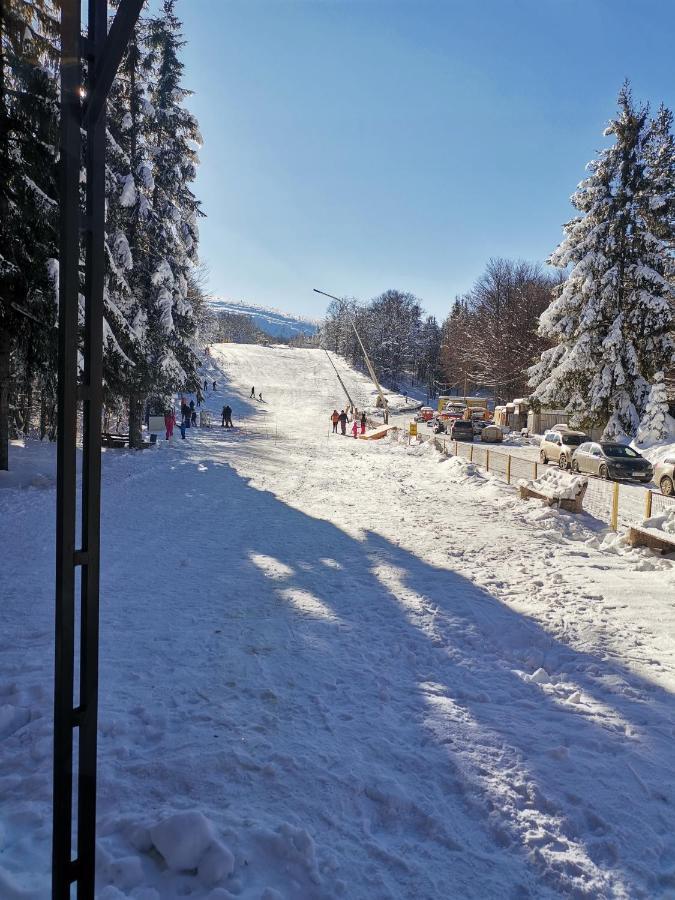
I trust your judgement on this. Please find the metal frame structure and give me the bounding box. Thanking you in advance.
[54,2,143,897]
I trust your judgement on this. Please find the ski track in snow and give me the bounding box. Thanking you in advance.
[1,344,675,899]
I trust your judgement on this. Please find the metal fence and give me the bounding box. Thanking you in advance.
[426,434,675,532]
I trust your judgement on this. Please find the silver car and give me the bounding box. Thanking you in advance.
[539,429,588,470]
[571,442,653,482]
[653,457,675,496]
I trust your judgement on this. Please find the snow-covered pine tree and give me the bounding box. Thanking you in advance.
[135,0,203,446]
[0,0,59,468]
[416,315,441,396]
[530,84,675,439]
[644,105,675,257]
[104,13,156,437]
[637,371,672,444]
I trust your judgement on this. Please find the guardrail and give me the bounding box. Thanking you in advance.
[425,434,674,532]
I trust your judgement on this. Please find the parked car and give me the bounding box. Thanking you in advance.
[539,429,588,470]
[653,457,675,495]
[571,442,654,482]
[473,418,493,435]
[480,424,503,443]
[418,406,435,422]
[448,419,474,442]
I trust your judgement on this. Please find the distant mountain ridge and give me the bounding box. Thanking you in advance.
[209,298,319,339]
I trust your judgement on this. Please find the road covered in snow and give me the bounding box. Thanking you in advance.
[2,344,675,899]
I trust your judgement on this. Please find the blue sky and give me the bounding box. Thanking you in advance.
[175,0,675,321]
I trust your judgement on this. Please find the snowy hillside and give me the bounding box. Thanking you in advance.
[1,345,674,899]
[209,298,319,338]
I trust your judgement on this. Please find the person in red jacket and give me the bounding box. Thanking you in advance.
[331,410,339,433]
[164,408,176,441]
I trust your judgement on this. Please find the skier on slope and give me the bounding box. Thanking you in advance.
[222,404,233,428]
[250,386,255,398]
[331,410,339,433]
[339,410,348,435]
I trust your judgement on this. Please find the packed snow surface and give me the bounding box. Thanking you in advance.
[1,345,675,899]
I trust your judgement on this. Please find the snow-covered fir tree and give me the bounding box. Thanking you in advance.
[135,0,203,444]
[0,0,59,468]
[530,85,675,439]
[104,0,205,447]
[637,371,672,444]
[105,15,158,441]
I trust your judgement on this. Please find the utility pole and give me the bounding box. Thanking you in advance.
[313,289,389,424]
[54,3,143,897]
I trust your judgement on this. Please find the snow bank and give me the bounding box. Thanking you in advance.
[643,507,675,535]
[519,468,587,501]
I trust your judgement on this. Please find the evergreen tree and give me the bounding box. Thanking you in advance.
[104,0,205,447]
[105,14,157,439]
[530,85,675,439]
[0,0,59,468]
[637,371,672,444]
[416,315,441,396]
[132,0,202,444]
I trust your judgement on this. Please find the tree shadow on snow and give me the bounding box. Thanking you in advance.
[101,458,675,900]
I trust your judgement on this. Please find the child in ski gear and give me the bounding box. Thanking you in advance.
[351,420,358,438]
[258,392,263,402]
[164,409,176,441]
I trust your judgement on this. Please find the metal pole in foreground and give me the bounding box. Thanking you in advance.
[53,2,143,896]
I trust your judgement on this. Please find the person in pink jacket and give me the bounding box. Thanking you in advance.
[164,408,176,441]
[351,420,359,439]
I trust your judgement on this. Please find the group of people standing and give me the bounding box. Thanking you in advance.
[163,400,192,441]
[331,409,367,437]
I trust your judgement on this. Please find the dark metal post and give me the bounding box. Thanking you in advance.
[77,1,107,891]
[53,1,143,896]
[53,0,82,894]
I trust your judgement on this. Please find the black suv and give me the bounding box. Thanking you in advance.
[448,419,474,442]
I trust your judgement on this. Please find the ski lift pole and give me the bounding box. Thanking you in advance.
[313,288,389,423]
[324,350,354,409]
[350,321,389,424]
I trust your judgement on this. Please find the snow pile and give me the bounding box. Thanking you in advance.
[519,468,587,500]
[643,507,675,535]
[443,455,481,482]
[149,812,234,885]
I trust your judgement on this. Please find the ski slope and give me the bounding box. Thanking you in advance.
[1,344,674,899]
